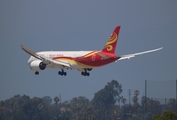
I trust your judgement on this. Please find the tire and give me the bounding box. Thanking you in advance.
[64,72,67,76]
[87,73,90,76]
[35,71,39,75]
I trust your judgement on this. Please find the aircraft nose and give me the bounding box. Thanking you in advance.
[27,59,30,65]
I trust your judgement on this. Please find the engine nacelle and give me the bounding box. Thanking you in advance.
[30,60,46,71]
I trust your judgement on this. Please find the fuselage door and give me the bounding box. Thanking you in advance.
[92,55,96,61]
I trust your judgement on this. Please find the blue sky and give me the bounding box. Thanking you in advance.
[1,0,177,103]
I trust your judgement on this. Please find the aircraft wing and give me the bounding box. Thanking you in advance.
[21,44,71,68]
[118,47,163,60]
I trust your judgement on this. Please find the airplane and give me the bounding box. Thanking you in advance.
[21,26,163,76]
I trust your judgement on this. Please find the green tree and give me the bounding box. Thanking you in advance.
[121,98,126,107]
[141,96,161,117]
[42,96,52,105]
[167,98,176,111]
[70,96,90,120]
[12,112,29,120]
[132,90,139,105]
[0,101,4,120]
[21,97,49,120]
[153,110,177,120]
[54,96,60,104]
[92,80,123,120]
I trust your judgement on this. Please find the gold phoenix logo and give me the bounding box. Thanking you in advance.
[105,32,118,51]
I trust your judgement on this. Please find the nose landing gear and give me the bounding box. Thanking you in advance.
[35,71,39,75]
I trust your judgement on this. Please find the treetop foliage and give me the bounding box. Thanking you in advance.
[0,80,176,120]
[153,110,177,120]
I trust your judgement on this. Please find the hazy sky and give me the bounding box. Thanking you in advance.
[1,0,177,103]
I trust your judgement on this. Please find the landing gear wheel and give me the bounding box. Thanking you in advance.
[35,71,39,75]
[58,71,61,75]
[87,72,90,76]
[63,72,67,76]
[81,72,84,75]
[58,71,67,76]
[81,72,90,76]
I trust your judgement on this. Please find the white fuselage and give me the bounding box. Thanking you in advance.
[28,51,95,71]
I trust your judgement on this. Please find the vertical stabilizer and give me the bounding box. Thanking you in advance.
[102,26,120,53]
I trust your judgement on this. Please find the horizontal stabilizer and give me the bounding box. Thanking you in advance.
[97,53,111,59]
[119,47,163,60]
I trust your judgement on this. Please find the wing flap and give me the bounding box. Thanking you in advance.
[47,59,71,67]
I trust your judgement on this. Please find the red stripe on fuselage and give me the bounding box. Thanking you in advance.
[75,52,118,67]
[53,52,119,68]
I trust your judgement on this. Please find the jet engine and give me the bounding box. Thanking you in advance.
[30,60,46,71]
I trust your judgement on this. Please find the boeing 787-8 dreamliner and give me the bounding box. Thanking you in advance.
[21,26,162,76]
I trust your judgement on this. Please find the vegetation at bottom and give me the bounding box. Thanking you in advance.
[0,80,176,120]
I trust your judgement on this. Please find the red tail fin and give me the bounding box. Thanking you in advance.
[102,26,121,53]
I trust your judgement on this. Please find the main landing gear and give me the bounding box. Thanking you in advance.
[81,72,90,76]
[58,69,67,76]
[81,68,91,76]
[34,68,92,76]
